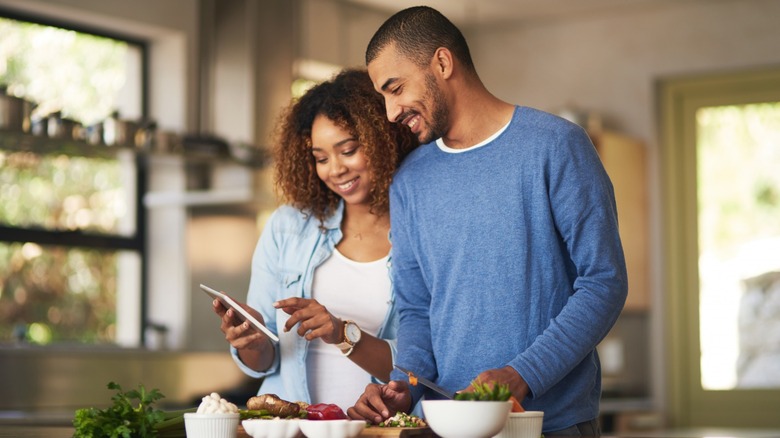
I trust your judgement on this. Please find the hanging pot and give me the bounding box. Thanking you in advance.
[0,89,26,131]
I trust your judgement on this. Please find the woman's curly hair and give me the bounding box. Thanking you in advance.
[273,68,419,224]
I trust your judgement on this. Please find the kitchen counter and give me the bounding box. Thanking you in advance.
[4,425,780,438]
[0,426,74,438]
[0,346,247,415]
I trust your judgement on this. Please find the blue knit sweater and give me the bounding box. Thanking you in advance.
[389,106,627,431]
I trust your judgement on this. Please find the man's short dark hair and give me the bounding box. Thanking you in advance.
[366,6,475,73]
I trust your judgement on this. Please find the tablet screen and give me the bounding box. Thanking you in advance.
[200,284,279,343]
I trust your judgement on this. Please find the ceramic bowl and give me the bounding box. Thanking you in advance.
[421,400,511,438]
[183,412,240,438]
[242,418,302,438]
[493,411,544,438]
[298,419,366,438]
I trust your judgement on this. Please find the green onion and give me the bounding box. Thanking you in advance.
[454,380,512,401]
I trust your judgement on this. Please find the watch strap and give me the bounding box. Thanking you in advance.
[335,340,353,350]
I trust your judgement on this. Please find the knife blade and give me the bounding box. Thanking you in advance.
[394,364,455,399]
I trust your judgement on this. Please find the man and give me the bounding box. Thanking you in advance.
[347,6,627,436]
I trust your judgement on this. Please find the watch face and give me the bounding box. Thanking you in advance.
[346,322,361,343]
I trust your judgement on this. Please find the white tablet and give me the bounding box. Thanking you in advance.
[200,284,279,343]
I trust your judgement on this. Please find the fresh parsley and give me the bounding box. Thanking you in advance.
[73,381,166,438]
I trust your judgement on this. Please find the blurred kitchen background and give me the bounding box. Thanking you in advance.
[1,0,779,434]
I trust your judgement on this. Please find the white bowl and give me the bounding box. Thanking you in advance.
[421,400,511,438]
[184,412,240,438]
[298,419,366,438]
[242,418,302,438]
[493,411,544,438]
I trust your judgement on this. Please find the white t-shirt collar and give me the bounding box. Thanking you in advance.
[435,118,512,153]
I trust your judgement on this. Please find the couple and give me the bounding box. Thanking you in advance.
[212,6,626,436]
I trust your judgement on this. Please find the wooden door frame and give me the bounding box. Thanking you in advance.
[658,66,780,428]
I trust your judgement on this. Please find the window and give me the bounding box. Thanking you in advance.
[0,14,146,346]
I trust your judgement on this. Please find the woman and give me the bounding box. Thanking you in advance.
[212,68,418,411]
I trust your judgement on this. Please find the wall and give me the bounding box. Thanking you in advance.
[298,0,387,69]
[470,0,780,144]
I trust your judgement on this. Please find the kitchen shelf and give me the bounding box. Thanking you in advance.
[0,128,121,159]
[143,187,257,208]
[600,397,654,413]
[0,129,269,168]
[2,129,266,209]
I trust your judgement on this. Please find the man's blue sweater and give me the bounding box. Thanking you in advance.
[389,106,628,431]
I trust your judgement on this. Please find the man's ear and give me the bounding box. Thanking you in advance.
[431,47,454,80]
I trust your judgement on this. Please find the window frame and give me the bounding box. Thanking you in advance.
[0,8,151,345]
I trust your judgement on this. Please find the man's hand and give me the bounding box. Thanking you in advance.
[347,381,412,424]
[463,366,530,401]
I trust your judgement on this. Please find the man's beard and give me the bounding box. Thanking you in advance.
[418,72,449,144]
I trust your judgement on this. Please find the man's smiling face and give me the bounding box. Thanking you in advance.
[368,43,450,145]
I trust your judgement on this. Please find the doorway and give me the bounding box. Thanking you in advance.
[660,68,780,427]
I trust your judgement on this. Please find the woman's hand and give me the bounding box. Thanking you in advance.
[212,299,270,350]
[274,297,342,343]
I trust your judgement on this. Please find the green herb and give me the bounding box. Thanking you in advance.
[378,412,426,427]
[453,380,512,401]
[154,408,197,438]
[237,408,307,420]
[73,381,168,438]
[238,409,272,420]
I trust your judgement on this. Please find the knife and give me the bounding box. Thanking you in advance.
[394,364,455,399]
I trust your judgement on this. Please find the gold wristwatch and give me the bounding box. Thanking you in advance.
[335,320,362,356]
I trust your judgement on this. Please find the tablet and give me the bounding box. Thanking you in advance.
[200,283,279,343]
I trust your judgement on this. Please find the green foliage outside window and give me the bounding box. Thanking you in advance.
[0,242,118,344]
[0,17,128,124]
[697,103,780,255]
[0,152,128,233]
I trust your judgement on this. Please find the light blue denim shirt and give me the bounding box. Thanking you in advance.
[230,201,398,403]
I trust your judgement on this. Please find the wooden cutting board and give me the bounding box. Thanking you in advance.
[359,426,436,437]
